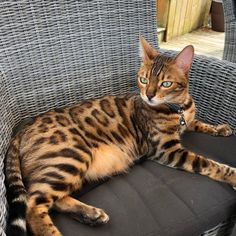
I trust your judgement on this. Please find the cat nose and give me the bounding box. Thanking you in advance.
[147,92,155,101]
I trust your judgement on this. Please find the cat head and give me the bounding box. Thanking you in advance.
[137,36,194,107]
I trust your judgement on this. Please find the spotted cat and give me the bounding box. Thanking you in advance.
[6,36,234,236]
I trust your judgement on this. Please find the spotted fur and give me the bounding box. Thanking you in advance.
[6,36,235,236]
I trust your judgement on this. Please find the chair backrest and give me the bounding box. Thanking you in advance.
[0,1,158,118]
[0,1,158,234]
[222,0,236,62]
[222,0,236,23]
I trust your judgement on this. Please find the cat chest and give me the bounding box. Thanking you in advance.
[149,108,195,135]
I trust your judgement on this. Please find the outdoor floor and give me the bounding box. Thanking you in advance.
[160,27,225,59]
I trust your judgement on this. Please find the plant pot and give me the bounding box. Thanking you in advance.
[211,0,225,32]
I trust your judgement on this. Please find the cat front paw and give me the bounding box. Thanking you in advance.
[216,124,232,137]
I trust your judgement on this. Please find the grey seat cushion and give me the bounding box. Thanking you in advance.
[230,224,236,236]
[51,132,236,236]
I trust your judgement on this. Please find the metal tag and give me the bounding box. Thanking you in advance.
[179,115,186,126]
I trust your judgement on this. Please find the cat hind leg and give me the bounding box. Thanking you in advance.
[27,191,62,236]
[54,196,109,226]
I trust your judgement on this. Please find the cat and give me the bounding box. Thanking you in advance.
[5,36,235,236]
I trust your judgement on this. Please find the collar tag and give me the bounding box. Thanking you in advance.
[177,107,186,127]
[165,103,187,131]
[179,115,186,126]
[177,113,187,134]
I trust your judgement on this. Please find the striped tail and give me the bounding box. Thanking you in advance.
[5,133,27,236]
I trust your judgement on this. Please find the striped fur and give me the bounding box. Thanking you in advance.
[5,37,235,236]
[6,133,27,236]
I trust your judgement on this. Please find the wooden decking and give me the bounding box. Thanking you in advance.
[160,27,225,59]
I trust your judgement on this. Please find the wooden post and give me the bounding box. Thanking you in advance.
[163,0,212,41]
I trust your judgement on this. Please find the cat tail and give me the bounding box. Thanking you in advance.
[5,133,27,236]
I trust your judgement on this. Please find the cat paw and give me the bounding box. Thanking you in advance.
[216,124,232,137]
[75,207,109,226]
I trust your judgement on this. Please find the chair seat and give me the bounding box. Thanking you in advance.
[52,132,236,236]
[230,223,236,235]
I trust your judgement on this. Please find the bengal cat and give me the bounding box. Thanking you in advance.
[6,36,235,236]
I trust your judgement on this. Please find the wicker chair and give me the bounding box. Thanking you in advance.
[222,0,236,62]
[1,1,236,236]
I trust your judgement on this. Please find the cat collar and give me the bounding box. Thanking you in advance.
[165,103,187,127]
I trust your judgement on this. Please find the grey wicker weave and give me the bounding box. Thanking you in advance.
[0,1,236,236]
[222,0,236,62]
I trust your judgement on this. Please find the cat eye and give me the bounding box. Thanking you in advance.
[161,81,173,88]
[140,77,148,84]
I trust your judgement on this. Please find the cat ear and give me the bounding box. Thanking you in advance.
[174,45,194,74]
[139,35,159,63]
